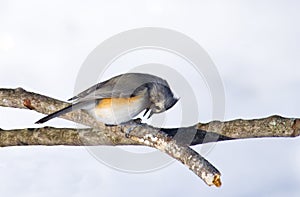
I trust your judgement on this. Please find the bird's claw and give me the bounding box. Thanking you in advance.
[122,118,143,138]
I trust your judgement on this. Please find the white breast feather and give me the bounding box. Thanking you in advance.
[91,97,147,124]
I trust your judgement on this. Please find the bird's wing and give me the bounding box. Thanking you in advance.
[35,99,96,124]
[68,73,169,102]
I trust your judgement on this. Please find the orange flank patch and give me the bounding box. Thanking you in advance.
[97,95,142,109]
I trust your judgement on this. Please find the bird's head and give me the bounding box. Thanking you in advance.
[145,83,179,118]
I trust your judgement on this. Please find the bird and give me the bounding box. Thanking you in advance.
[35,73,179,125]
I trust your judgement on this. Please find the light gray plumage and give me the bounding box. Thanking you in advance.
[68,73,170,101]
[36,73,178,125]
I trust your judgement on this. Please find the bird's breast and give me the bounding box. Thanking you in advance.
[91,95,147,124]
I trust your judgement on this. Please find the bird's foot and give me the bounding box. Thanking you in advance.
[121,118,143,138]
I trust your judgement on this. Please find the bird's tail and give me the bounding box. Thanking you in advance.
[35,100,95,124]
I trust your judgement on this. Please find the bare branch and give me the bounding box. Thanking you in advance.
[196,116,300,138]
[0,88,103,128]
[0,88,222,187]
[1,88,300,187]
[0,126,221,187]
[0,127,132,146]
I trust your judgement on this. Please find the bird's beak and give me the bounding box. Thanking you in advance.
[148,110,154,119]
[143,108,150,117]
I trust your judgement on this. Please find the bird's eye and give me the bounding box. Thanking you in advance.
[155,106,162,111]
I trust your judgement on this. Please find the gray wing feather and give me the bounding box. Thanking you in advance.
[35,100,96,124]
[69,73,169,102]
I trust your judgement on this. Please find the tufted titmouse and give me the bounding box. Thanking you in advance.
[35,73,179,125]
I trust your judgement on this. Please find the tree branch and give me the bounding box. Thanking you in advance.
[1,88,299,187]
[0,88,222,187]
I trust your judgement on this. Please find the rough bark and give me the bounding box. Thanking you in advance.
[0,88,222,187]
[1,88,300,187]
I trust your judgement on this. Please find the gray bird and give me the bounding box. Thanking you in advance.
[36,73,179,125]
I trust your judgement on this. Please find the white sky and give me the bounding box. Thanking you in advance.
[0,0,300,196]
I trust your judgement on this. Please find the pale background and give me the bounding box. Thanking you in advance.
[0,0,300,196]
